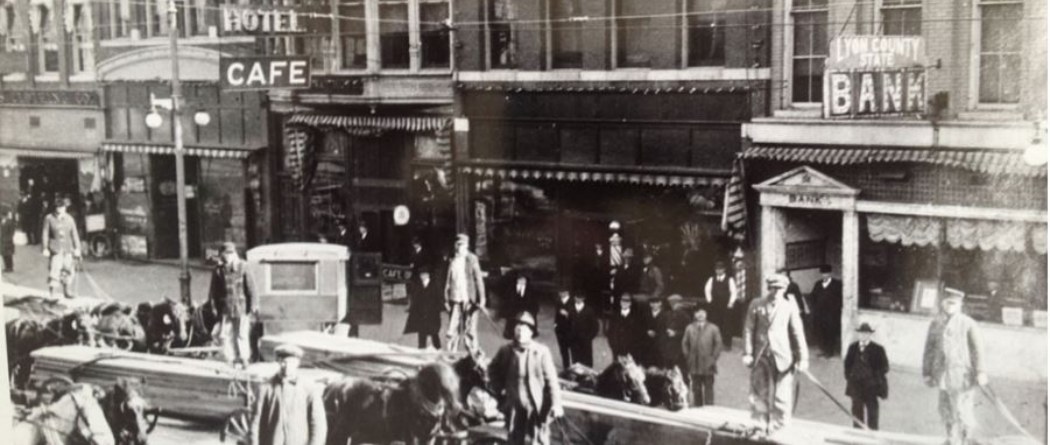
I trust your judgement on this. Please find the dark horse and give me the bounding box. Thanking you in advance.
[595,355,651,406]
[323,361,462,445]
[642,366,689,411]
[92,302,147,352]
[98,379,156,445]
[6,308,94,389]
[140,298,219,354]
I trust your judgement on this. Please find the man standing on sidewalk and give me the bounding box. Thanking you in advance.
[844,323,888,430]
[743,274,808,432]
[445,234,486,352]
[704,261,738,350]
[682,307,722,407]
[209,241,255,367]
[923,290,986,445]
[41,197,81,299]
[251,344,327,445]
[553,290,574,369]
[567,293,599,368]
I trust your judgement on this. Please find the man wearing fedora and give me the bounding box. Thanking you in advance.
[844,323,889,430]
[923,290,986,445]
[811,264,843,357]
[250,344,327,445]
[209,241,256,367]
[41,196,81,299]
[445,233,486,352]
[488,312,564,445]
[743,274,809,432]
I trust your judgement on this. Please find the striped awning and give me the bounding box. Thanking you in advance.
[461,165,727,188]
[741,145,1047,177]
[286,114,450,133]
[101,142,259,159]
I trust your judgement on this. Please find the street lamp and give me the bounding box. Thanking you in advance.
[1023,121,1047,167]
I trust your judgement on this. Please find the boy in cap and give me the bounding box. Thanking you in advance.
[488,312,564,445]
[250,344,327,445]
[922,290,986,445]
[445,233,486,352]
[209,241,256,367]
[41,197,81,298]
[743,274,808,432]
[844,323,889,429]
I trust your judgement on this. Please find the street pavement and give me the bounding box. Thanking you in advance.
[2,244,1047,444]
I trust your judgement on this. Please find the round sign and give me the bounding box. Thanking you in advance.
[393,205,411,226]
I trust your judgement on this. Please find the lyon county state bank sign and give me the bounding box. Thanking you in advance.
[823,35,927,118]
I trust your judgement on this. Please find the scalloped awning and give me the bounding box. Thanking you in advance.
[741,145,1047,177]
[101,142,260,159]
[460,165,727,188]
[286,114,450,133]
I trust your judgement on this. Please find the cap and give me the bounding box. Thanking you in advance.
[856,323,875,333]
[514,312,537,331]
[819,264,833,273]
[221,242,237,254]
[714,261,727,269]
[943,288,965,300]
[666,294,684,304]
[274,344,304,359]
[54,197,71,207]
[766,274,790,289]
[455,233,469,244]
[619,293,633,302]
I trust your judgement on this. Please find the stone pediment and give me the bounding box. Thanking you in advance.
[754,166,859,210]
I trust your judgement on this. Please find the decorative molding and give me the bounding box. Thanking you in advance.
[0,90,100,108]
[97,46,231,82]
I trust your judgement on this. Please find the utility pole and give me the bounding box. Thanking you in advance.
[169,0,192,305]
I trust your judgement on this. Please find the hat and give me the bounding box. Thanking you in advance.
[221,242,237,254]
[619,293,633,302]
[819,264,833,273]
[514,312,537,331]
[856,323,875,333]
[943,288,965,300]
[766,274,790,289]
[714,261,727,269]
[455,233,469,244]
[666,294,683,304]
[274,344,304,359]
[54,197,71,207]
[647,295,664,304]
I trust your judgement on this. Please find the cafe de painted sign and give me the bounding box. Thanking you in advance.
[823,35,927,118]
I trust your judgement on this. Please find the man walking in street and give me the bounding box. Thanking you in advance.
[704,261,739,350]
[568,293,599,367]
[811,264,843,357]
[743,274,809,432]
[445,234,486,352]
[844,322,889,430]
[682,307,722,407]
[606,292,642,360]
[488,312,564,445]
[209,241,256,367]
[923,290,986,445]
[250,344,327,445]
[41,197,81,299]
[553,290,574,369]
[404,269,443,349]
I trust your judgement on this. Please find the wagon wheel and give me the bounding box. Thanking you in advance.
[221,408,252,444]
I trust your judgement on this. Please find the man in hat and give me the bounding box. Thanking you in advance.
[682,307,722,407]
[209,241,256,367]
[2,206,16,272]
[488,312,564,445]
[743,274,808,431]
[553,289,574,369]
[923,290,986,445]
[641,295,674,368]
[502,271,539,339]
[606,292,643,360]
[639,251,665,300]
[811,264,843,357]
[250,344,327,445]
[404,269,443,349]
[567,293,600,367]
[844,323,889,429]
[41,197,81,299]
[445,233,486,352]
[704,261,739,349]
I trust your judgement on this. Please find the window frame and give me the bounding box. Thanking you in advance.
[483,0,517,69]
[785,0,829,106]
[969,0,1024,109]
[545,0,584,70]
[681,0,728,68]
[878,0,922,36]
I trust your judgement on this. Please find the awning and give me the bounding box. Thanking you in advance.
[741,145,1047,177]
[100,142,259,159]
[0,146,97,159]
[460,165,727,188]
[286,114,450,133]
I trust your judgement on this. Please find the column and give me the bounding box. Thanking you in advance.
[841,209,860,353]
[759,205,785,286]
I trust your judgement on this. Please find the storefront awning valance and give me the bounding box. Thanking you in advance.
[101,142,259,159]
[286,114,450,133]
[867,213,1047,254]
[461,165,727,188]
[742,146,1047,177]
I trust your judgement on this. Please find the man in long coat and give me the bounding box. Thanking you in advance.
[606,293,643,360]
[743,274,809,432]
[922,291,986,445]
[502,272,539,339]
[567,293,600,367]
[553,290,574,369]
[811,264,843,356]
[41,197,81,299]
[209,241,256,367]
[488,312,564,445]
[682,307,722,406]
[251,344,327,445]
[844,323,889,429]
[404,269,443,349]
[641,296,675,368]
[445,234,486,352]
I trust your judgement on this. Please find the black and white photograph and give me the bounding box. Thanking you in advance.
[0,0,1046,443]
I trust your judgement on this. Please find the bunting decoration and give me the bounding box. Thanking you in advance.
[283,125,316,192]
[721,157,748,243]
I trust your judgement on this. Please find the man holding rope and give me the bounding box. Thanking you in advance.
[923,289,986,445]
[445,233,486,353]
[742,274,808,433]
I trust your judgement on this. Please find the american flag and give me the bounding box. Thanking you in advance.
[721,157,748,242]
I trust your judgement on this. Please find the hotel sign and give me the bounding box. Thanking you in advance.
[823,36,926,118]
[220,5,329,35]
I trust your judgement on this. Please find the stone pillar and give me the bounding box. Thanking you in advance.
[841,209,860,352]
[760,205,785,286]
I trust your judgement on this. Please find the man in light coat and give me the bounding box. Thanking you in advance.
[41,197,81,298]
[743,274,809,432]
[488,312,564,445]
[251,344,327,445]
[445,233,486,352]
[682,307,722,407]
[922,290,986,445]
[209,241,256,367]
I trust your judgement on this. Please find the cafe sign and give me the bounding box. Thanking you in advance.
[220,56,311,90]
[823,35,927,118]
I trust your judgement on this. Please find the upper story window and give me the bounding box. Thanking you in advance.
[614,0,650,68]
[0,3,24,52]
[339,0,366,69]
[548,0,583,69]
[419,0,450,68]
[976,0,1022,104]
[484,0,516,68]
[30,3,59,73]
[69,3,95,73]
[791,0,828,104]
[379,0,410,69]
[685,0,727,67]
[881,0,921,36]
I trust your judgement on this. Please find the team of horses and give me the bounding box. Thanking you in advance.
[13,379,155,445]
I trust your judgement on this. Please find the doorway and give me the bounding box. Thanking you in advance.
[150,155,201,259]
[782,208,842,290]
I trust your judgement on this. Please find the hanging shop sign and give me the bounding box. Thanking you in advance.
[823,35,927,118]
[220,57,311,90]
[220,5,329,35]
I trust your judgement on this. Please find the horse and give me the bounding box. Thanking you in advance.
[99,379,155,445]
[92,302,147,352]
[449,345,503,429]
[643,366,689,411]
[595,355,651,406]
[141,298,217,354]
[13,383,116,445]
[323,361,462,445]
[6,309,94,389]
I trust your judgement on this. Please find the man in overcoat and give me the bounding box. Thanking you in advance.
[553,290,574,369]
[41,197,81,299]
[641,296,674,368]
[208,241,256,367]
[250,344,327,445]
[567,293,600,367]
[811,264,843,356]
[404,269,443,349]
[922,291,987,445]
[682,307,722,406]
[743,274,809,432]
[488,312,564,445]
[502,272,539,339]
[844,323,889,429]
[445,234,486,352]
[606,292,643,360]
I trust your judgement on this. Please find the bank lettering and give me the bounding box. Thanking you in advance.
[827,70,926,116]
[788,193,831,206]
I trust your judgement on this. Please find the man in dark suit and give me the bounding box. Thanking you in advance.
[352,221,379,253]
[408,237,430,273]
[404,270,443,349]
[606,292,642,360]
[553,290,574,369]
[844,323,889,430]
[502,272,539,339]
[639,251,666,299]
[567,293,600,367]
[612,247,640,301]
[811,264,844,357]
[641,296,674,368]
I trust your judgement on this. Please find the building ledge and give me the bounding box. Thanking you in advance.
[746,118,1036,150]
[457,67,771,83]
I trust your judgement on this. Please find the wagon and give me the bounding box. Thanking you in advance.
[246,243,350,335]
